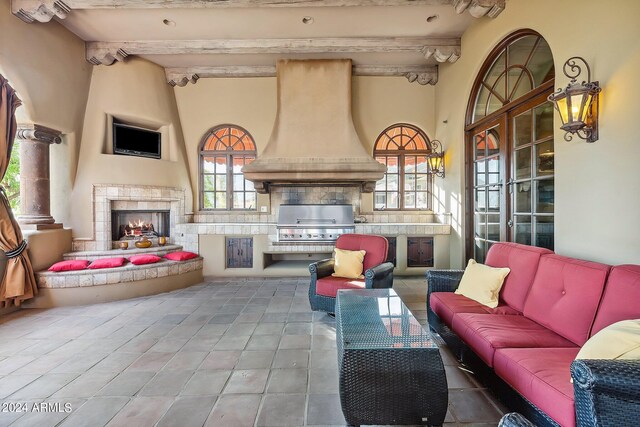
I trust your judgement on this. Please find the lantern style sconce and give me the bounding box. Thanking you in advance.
[428,139,445,177]
[548,57,601,143]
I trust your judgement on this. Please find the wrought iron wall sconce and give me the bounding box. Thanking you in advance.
[548,57,601,143]
[428,140,445,177]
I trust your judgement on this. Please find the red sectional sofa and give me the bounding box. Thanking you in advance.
[426,242,640,427]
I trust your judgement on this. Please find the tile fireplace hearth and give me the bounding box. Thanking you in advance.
[72,184,189,252]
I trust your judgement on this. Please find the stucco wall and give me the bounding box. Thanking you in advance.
[173,75,435,213]
[72,58,193,239]
[0,0,92,226]
[435,0,640,267]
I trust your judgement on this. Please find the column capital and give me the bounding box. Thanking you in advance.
[16,124,62,145]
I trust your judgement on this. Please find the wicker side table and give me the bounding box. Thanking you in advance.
[336,289,448,426]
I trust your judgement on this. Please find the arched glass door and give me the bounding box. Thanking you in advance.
[465,30,555,262]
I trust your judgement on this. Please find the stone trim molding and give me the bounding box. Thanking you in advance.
[13,0,505,23]
[422,46,461,63]
[12,0,70,23]
[166,65,438,87]
[16,124,62,144]
[86,38,461,66]
[452,0,505,19]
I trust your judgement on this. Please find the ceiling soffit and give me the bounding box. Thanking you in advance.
[12,0,505,23]
[11,0,506,86]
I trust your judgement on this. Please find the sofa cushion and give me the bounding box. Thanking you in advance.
[451,313,576,366]
[430,292,519,328]
[494,347,579,427]
[332,248,366,279]
[48,260,90,272]
[164,251,199,261]
[316,276,366,298]
[88,257,127,269]
[484,242,553,312]
[523,255,610,346]
[591,265,640,336]
[335,234,387,272]
[455,259,510,308]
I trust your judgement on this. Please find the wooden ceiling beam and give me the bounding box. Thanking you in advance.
[12,0,504,23]
[86,37,461,65]
[165,64,438,87]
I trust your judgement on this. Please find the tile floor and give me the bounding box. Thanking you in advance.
[0,277,505,426]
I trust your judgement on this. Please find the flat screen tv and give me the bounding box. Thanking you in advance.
[113,122,161,159]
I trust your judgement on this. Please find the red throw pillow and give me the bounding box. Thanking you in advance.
[88,257,127,269]
[129,254,162,265]
[164,251,198,261]
[48,260,90,272]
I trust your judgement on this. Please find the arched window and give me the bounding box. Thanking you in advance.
[374,123,433,210]
[465,30,555,262]
[200,124,256,210]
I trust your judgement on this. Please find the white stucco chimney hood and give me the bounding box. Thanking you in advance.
[242,59,386,194]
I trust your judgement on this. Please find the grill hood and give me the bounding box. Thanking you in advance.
[242,59,386,194]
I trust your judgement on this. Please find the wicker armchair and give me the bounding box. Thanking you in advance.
[308,234,394,314]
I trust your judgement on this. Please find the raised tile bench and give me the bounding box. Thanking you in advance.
[28,258,203,308]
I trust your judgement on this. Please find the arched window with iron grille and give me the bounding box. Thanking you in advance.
[373,123,433,211]
[199,124,257,210]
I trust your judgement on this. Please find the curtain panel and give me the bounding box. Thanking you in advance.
[0,74,37,307]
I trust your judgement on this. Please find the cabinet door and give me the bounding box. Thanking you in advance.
[418,237,434,267]
[407,237,434,267]
[226,237,253,268]
[240,238,253,268]
[226,238,240,268]
[407,238,421,267]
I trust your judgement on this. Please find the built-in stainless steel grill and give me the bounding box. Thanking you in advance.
[277,204,355,243]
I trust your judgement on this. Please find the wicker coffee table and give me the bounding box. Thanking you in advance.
[335,288,448,427]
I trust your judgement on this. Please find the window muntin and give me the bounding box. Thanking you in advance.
[200,125,256,210]
[472,34,554,122]
[374,124,433,211]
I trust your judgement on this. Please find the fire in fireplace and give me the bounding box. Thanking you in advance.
[111,210,170,241]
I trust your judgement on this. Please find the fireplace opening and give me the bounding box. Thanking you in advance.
[111,210,170,241]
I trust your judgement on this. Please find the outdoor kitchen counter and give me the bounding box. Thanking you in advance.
[175,221,451,277]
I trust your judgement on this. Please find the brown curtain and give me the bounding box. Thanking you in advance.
[0,74,37,307]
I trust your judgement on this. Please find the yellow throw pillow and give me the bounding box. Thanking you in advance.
[576,320,640,360]
[332,248,366,279]
[454,259,510,309]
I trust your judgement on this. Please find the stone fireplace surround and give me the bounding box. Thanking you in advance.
[72,184,189,252]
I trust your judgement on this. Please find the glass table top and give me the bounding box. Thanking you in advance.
[336,289,437,350]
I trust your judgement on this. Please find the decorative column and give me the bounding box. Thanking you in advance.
[15,124,63,229]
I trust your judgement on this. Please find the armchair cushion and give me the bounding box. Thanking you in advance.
[332,248,366,279]
[494,347,579,427]
[336,234,388,272]
[316,276,366,298]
